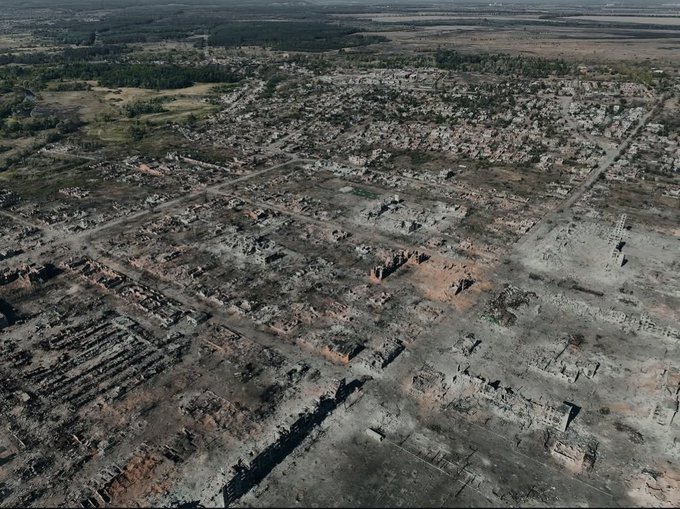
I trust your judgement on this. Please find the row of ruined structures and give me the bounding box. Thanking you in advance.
[222,378,365,507]
[65,257,189,328]
[607,213,627,268]
[409,365,578,433]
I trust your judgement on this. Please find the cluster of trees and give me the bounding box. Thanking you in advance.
[0,89,64,141]
[286,54,334,75]
[0,59,239,92]
[0,65,44,92]
[38,28,96,46]
[262,74,287,98]
[123,97,169,117]
[0,91,33,122]
[210,21,386,52]
[63,45,132,61]
[0,87,84,143]
[1,112,82,138]
[435,49,572,78]
[128,122,147,141]
[54,117,84,134]
[0,52,57,66]
[3,115,59,137]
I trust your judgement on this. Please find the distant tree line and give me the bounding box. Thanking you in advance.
[435,49,572,78]
[0,45,131,65]
[50,81,91,92]
[37,13,192,45]
[42,63,239,89]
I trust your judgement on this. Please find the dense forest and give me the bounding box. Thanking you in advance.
[37,13,196,45]
[35,4,378,47]
[209,21,387,52]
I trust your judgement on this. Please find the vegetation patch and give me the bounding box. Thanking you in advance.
[48,63,239,90]
[123,97,172,118]
[351,187,379,200]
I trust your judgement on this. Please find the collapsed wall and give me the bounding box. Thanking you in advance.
[222,378,365,507]
[370,250,428,282]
